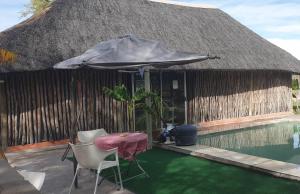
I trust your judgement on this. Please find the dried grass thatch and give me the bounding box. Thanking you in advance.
[0,0,299,72]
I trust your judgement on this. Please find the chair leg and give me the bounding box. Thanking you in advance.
[94,170,101,194]
[135,159,149,178]
[116,165,123,190]
[69,167,80,194]
[112,168,118,187]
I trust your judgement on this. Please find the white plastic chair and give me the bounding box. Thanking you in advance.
[69,143,123,194]
[77,129,108,143]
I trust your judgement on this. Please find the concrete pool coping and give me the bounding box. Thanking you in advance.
[157,116,300,182]
[199,115,300,135]
[157,143,300,182]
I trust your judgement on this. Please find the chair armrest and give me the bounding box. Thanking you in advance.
[105,147,118,153]
[99,147,118,159]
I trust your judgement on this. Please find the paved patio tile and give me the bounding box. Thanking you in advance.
[5,148,133,194]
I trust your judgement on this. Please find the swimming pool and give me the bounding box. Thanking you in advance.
[198,121,300,165]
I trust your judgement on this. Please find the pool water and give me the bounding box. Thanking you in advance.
[198,122,300,165]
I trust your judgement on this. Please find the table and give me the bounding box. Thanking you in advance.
[94,132,149,182]
[95,132,147,160]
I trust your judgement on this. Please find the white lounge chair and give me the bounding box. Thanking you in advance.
[69,143,123,194]
[77,129,108,143]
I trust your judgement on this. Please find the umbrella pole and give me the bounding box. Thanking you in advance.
[70,70,78,187]
[144,68,152,149]
[131,73,136,132]
[70,70,78,144]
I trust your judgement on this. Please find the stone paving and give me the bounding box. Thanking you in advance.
[5,147,133,194]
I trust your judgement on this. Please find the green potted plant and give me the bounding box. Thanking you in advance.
[103,84,171,139]
[103,84,146,131]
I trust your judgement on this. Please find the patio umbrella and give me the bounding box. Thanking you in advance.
[54,35,218,187]
[54,34,218,143]
[54,34,216,70]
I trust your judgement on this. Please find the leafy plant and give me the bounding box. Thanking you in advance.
[103,84,170,130]
[103,85,146,130]
[22,0,54,17]
[137,90,171,128]
[292,79,299,90]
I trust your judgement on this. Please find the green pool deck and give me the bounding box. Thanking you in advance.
[158,116,300,184]
[123,148,300,194]
[159,144,300,182]
[6,145,300,194]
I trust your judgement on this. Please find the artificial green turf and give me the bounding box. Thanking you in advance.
[118,148,300,194]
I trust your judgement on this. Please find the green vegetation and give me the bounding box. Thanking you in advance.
[118,148,300,194]
[103,84,170,129]
[22,0,54,17]
[103,84,145,130]
[292,79,299,90]
[292,79,300,114]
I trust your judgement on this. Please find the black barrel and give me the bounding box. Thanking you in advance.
[174,125,197,146]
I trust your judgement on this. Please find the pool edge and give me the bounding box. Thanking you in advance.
[156,143,300,182]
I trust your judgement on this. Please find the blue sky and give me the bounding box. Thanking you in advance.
[182,0,300,59]
[0,0,299,59]
[0,1,30,31]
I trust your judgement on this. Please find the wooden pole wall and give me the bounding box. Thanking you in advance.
[0,69,292,146]
[0,80,8,151]
[0,69,130,146]
[187,70,292,124]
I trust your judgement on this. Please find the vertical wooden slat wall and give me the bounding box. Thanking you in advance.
[0,69,292,146]
[187,70,292,123]
[0,69,130,146]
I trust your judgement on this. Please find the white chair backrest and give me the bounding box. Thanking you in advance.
[70,143,109,169]
[77,129,108,143]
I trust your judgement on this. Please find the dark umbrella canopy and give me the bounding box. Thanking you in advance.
[54,35,214,69]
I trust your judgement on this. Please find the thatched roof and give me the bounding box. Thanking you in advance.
[0,0,299,73]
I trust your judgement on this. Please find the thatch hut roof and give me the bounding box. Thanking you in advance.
[0,0,299,72]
